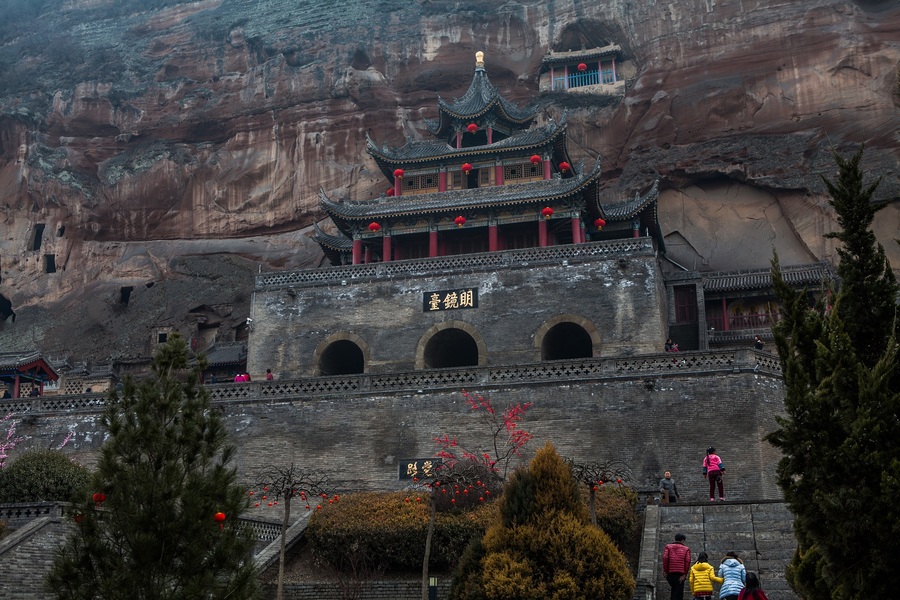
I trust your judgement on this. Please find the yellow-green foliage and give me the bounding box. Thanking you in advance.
[588,486,639,552]
[450,443,635,600]
[307,491,496,572]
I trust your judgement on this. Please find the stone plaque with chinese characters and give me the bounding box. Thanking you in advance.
[399,458,444,480]
[423,288,478,312]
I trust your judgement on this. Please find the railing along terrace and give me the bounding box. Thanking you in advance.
[256,238,654,290]
[0,349,779,414]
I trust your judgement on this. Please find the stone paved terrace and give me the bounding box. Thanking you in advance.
[0,348,781,414]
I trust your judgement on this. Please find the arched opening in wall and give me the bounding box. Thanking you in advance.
[319,340,365,376]
[424,328,478,369]
[541,322,593,360]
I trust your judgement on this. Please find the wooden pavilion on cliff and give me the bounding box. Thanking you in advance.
[315,51,662,265]
[0,351,59,398]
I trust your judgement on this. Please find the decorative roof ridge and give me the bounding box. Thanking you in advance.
[701,262,836,281]
[314,223,352,246]
[599,180,659,219]
[541,44,623,65]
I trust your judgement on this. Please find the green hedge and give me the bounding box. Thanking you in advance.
[306,491,496,573]
[0,450,90,503]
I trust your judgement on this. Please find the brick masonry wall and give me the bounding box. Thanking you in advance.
[0,518,71,600]
[262,580,453,600]
[10,371,787,504]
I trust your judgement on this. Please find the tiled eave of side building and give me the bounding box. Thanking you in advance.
[540,44,623,71]
[0,352,60,381]
[366,116,571,179]
[665,263,837,295]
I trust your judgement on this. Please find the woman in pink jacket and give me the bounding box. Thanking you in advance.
[703,446,725,501]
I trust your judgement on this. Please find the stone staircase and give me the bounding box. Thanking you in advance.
[635,501,798,600]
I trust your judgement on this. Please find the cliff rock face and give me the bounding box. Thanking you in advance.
[0,0,898,361]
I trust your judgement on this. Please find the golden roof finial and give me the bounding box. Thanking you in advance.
[475,51,484,68]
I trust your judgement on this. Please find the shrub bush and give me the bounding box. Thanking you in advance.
[0,450,90,503]
[590,486,639,552]
[306,491,496,573]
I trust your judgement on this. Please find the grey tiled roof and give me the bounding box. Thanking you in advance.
[600,181,660,219]
[322,160,603,222]
[428,66,536,136]
[314,224,353,250]
[367,118,566,166]
[702,263,835,292]
[0,352,59,379]
[540,45,623,69]
[204,342,247,367]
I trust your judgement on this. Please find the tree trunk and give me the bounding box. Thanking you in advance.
[277,492,291,600]
[422,500,436,600]
[589,488,597,527]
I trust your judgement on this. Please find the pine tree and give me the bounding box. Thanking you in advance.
[767,146,900,599]
[46,335,258,600]
[449,442,634,600]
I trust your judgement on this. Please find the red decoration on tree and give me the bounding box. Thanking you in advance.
[386,187,395,197]
[577,62,588,72]
[73,513,85,524]
[393,168,404,179]
[541,207,554,220]
[466,123,478,133]
[530,154,541,165]
[214,511,226,530]
[594,218,607,231]
[92,492,106,508]
[368,222,381,233]
[559,161,571,173]
[461,163,473,175]
[454,215,467,228]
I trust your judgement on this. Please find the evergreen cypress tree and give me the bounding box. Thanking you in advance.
[449,442,634,600]
[767,146,900,599]
[46,335,258,600]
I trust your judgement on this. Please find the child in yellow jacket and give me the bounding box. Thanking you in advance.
[689,552,724,600]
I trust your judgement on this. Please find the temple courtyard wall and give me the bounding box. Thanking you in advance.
[6,349,786,503]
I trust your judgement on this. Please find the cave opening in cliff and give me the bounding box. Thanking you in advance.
[29,224,46,251]
[0,294,14,322]
[318,340,364,376]
[541,322,593,360]
[120,286,133,306]
[424,328,478,369]
[44,255,56,273]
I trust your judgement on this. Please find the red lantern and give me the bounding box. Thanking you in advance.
[577,62,588,72]
[368,222,381,233]
[466,123,478,133]
[393,168,404,179]
[461,163,473,175]
[541,207,554,219]
[214,511,226,529]
[559,161,571,173]
[530,154,541,165]
[92,492,106,506]
[386,187,395,197]
[454,215,467,228]
[594,218,607,231]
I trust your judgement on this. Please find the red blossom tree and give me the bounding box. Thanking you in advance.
[567,458,633,526]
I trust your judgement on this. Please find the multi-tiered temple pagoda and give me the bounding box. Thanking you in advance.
[315,51,662,265]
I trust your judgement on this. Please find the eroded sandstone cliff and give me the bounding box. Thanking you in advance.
[0,0,897,362]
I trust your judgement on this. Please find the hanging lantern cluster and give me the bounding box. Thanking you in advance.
[466,123,478,133]
[461,163,473,175]
[577,62,588,72]
[214,511,226,530]
[594,218,607,231]
[559,161,571,173]
[368,222,381,233]
[454,215,467,228]
[393,168,404,179]
[386,187,395,197]
[530,154,542,165]
[541,207,554,220]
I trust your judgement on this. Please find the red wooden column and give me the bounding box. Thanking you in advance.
[487,127,493,144]
[352,239,362,265]
[633,217,641,238]
[394,177,402,197]
[382,235,392,262]
[538,219,548,247]
[456,132,462,149]
[438,171,447,192]
[722,298,730,332]
[488,224,499,251]
[611,58,617,83]
[543,158,551,180]
[13,374,20,398]
[364,247,372,264]
[495,164,504,186]
[429,230,439,257]
[571,216,581,244]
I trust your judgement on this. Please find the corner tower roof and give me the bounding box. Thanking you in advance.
[426,51,537,137]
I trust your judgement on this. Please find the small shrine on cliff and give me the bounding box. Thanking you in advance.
[314,51,662,265]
